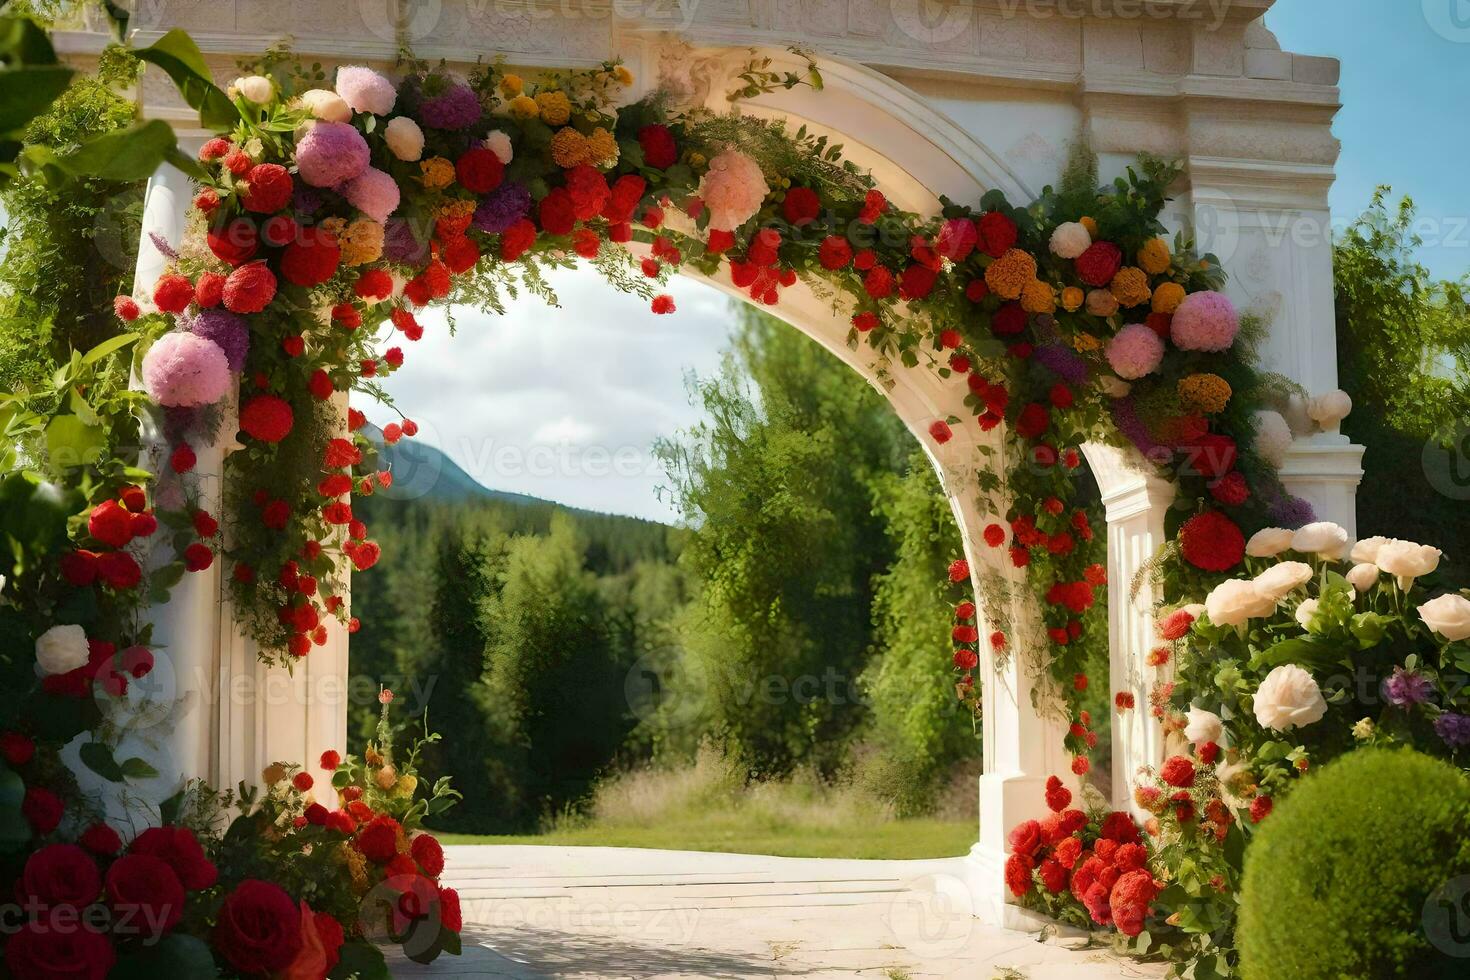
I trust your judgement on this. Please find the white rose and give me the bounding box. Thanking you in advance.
[1346,563,1380,593]
[1253,410,1293,468]
[1206,579,1277,626]
[1418,593,1470,642]
[1253,664,1327,732]
[384,116,425,161]
[1246,527,1295,558]
[1294,597,1320,629]
[1350,536,1391,564]
[1291,521,1349,559]
[1375,539,1442,586]
[235,74,274,104]
[35,624,88,675]
[484,130,513,164]
[1253,561,1314,602]
[300,88,352,123]
[1184,707,1223,746]
[1048,221,1091,259]
[1180,602,1206,621]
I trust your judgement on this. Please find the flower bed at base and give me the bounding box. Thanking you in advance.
[4,27,1469,980]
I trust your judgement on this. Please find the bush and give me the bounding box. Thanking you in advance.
[1238,749,1470,979]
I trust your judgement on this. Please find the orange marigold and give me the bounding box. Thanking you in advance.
[500,74,524,97]
[984,248,1037,300]
[1109,266,1151,308]
[1021,279,1057,314]
[419,156,455,190]
[586,127,619,166]
[1071,331,1102,352]
[1152,281,1186,314]
[1137,237,1172,275]
[535,90,572,126]
[550,126,592,168]
[1061,286,1084,312]
[1177,373,1232,414]
[1079,216,1099,237]
[507,94,538,119]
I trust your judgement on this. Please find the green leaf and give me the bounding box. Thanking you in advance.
[1252,636,1337,671]
[0,65,73,134]
[330,940,390,979]
[134,29,238,132]
[119,757,160,780]
[80,741,125,783]
[55,119,177,181]
[43,413,106,469]
[111,934,217,978]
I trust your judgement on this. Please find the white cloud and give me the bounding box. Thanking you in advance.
[363,268,732,523]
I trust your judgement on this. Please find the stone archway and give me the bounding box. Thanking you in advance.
[97,0,1363,928]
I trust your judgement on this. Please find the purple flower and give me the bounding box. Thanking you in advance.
[1434,712,1470,749]
[383,218,429,266]
[1383,667,1433,708]
[418,82,481,130]
[1111,396,1172,466]
[293,185,324,216]
[185,309,250,372]
[472,181,531,234]
[1267,493,1316,529]
[1032,344,1089,385]
[149,232,179,260]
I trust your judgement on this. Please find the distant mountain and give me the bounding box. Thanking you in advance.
[360,422,552,506]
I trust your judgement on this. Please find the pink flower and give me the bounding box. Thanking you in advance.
[295,121,370,188]
[379,689,394,705]
[1105,323,1164,380]
[1170,290,1239,352]
[141,333,232,408]
[341,167,400,223]
[334,65,396,116]
[697,148,769,231]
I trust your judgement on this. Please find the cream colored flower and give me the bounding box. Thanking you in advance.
[1350,536,1391,564]
[35,624,88,675]
[235,74,274,104]
[1294,597,1319,629]
[1253,409,1292,468]
[1184,707,1223,746]
[1206,579,1276,626]
[1418,593,1470,642]
[1375,539,1442,586]
[384,116,425,161]
[300,88,351,122]
[1253,664,1327,732]
[1245,527,1295,558]
[1291,521,1349,559]
[1048,221,1091,259]
[1345,563,1379,593]
[1352,717,1375,741]
[1253,561,1314,602]
[484,130,513,164]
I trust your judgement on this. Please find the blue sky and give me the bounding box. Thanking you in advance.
[1267,0,1470,281]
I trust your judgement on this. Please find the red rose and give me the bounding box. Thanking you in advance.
[349,540,381,571]
[851,311,877,332]
[454,146,504,194]
[320,749,341,771]
[935,217,978,261]
[281,226,341,287]
[262,500,290,530]
[602,174,646,224]
[638,124,677,169]
[314,910,345,970]
[929,420,952,444]
[1003,852,1033,897]
[59,548,101,586]
[23,844,101,908]
[1044,775,1072,813]
[1181,433,1237,479]
[207,217,259,266]
[1,730,35,765]
[1209,470,1250,506]
[355,814,402,863]
[88,500,133,549]
[170,442,197,474]
[1100,810,1141,845]
[1007,819,1042,857]
[22,787,63,834]
[983,524,1005,548]
[1016,403,1050,440]
[1075,241,1123,287]
[105,853,184,934]
[899,263,937,300]
[240,162,293,213]
[183,543,213,572]
[1249,795,1273,823]
[1038,857,1068,894]
[223,261,277,313]
[976,211,1017,258]
[213,879,304,976]
[239,394,294,444]
[151,274,194,314]
[564,165,609,220]
[947,558,969,582]
[96,551,141,590]
[129,826,218,889]
[79,824,122,857]
[1178,509,1245,572]
[538,187,577,235]
[781,186,821,226]
[5,915,114,980]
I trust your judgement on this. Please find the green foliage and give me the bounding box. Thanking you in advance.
[1238,749,1470,979]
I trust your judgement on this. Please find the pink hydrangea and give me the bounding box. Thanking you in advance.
[697,148,769,232]
[341,167,400,224]
[295,121,370,189]
[335,66,396,116]
[1170,290,1239,352]
[141,332,232,408]
[1106,323,1165,380]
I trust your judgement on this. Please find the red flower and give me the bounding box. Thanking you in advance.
[818,236,852,269]
[411,833,445,878]
[564,165,610,220]
[455,146,504,194]
[1156,608,1195,641]
[1115,691,1136,711]
[355,814,402,864]
[989,630,1006,649]
[207,217,259,265]
[59,550,99,587]
[983,524,1005,548]
[112,295,140,321]
[862,265,894,299]
[965,278,989,302]
[1199,741,1220,765]
[1015,403,1050,440]
[320,749,341,771]
[1209,470,1250,506]
[1250,795,1273,823]
[1110,868,1160,937]
[239,395,294,444]
[1178,509,1245,572]
[130,826,217,889]
[6,916,114,980]
[223,261,277,313]
[638,124,677,169]
[79,823,121,857]
[1010,547,1030,568]
[348,540,381,571]
[442,235,480,273]
[1037,857,1068,894]
[106,853,184,933]
[1,730,34,766]
[538,187,577,235]
[281,226,341,287]
[851,311,878,333]
[1003,852,1033,897]
[1044,775,1072,813]
[1008,819,1043,859]
[781,186,821,226]
[928,420,952,444]
[858,189,885,223]
[292,771,314,792]
[22,844,100,909]
[151,274,194,314]
[990,302,1026,336]
[1075,241,1123,287]
[1073,673,1088,692]
[1160,755,1196,788]
[935,218,978,261]
[22,787,63,834]
[602,174,646,224]
[88,500,134,549]
[955,601,976,620]
[500,219,538,261]
[1181,433,1238,479]
[324,437,362,469]
[355,268,394,300]
[213,879,304,976]
[899,263,937,300]
[240,162,293,213]
[952,624,979,644]
[183,543,214,572]
[1048,383,1074,409]
[976,211,1017,258]
[947,558,969,583]
[651,294,676,315]
[96,551,141,590]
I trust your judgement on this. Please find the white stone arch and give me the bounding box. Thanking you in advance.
[78,0,1364,930]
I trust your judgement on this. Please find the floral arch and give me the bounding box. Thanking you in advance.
[13,4,1433,974]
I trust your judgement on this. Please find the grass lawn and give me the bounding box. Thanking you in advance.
[435,816,976,860]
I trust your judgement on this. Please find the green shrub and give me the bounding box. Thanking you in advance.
[1238,748,1470,979]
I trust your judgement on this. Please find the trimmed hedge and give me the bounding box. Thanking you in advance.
[1239,748,1470,979]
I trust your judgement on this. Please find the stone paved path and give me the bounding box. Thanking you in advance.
[386,846,1167,979]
